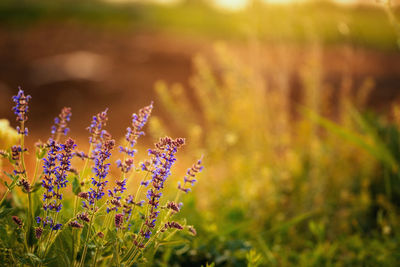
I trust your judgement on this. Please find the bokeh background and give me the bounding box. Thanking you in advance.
[1,0,400,265]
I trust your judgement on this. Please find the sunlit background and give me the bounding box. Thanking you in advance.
[1,0,400,265]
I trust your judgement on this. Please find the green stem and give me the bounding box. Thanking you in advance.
[19,122,28,179]
[79,212,95,267]
[31,158,41,185]
[134,183,186,262]
[74,143,93,216]
[129,248,143,266]
[115,229,120,266]
[42,229,55,260]
[44,218,75,255]
[0,188,10,207]
[73,143,93,265]
[92,246,99,267]
[27,192,33,251]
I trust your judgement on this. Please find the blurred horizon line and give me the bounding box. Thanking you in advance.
[103,0,399,11]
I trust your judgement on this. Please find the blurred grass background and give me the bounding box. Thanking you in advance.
[0,0,399,50]
[1,0,400,266]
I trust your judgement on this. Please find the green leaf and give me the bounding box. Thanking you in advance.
[36,147,48,159]
[2,171,18,190]
[48,228,74,267]
[30,182,42,193]
[246,249,263,267]
[26,225,37,248]
[72,176,81,195]
[0,208,14,219]
[25,253,42,263]
[157,239,187,247]
[303,107,398,171]
[3,171,17,182]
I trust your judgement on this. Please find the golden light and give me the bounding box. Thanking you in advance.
[213,0,248,10]
[104,0,362,9]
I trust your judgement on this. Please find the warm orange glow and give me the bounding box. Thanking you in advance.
[104,0,361,8]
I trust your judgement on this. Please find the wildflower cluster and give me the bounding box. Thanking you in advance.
[82,139,115,209]
[41,140,62,212]
[106,104,153,229]
[139,137,185,240]
[36,138,76,230]
[1,88,203,266]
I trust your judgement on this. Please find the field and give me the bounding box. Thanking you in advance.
[0,0,400,266]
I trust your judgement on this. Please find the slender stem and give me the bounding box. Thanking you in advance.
[19,121,28,179]
[73,143,93,266]
[74,143,93,215]
[44,217,75,255]
[92,246,99,267]
[31,158,41,185]
[115,229,120,266]
[123,169,155,264]
[72,229,76,263]
[27,192,33,250]
[42,229,55,260]
[0,188,10,207]
[129,247,143,266]
[79,211,95,267]
[134,183,187,263]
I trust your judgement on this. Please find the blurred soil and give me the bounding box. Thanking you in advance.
[0,23,399,143]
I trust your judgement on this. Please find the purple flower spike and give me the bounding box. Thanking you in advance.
[12,87,31,135]
[88,109,109,144]
[140,137,185,240]
[82,139,115,209]
[178,157,203,194]
[117,103,153,173]
[38,138,76,230]
[51,107,72,138]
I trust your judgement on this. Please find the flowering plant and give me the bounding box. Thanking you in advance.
[0,88,203,266]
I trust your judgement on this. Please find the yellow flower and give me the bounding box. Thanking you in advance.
[0,119,19,149]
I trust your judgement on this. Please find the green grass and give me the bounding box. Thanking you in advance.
[0,0,399,50]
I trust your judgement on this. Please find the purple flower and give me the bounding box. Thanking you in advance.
[51,107,72,138]
[35,227,43,239]
[88,109,109,144]
[12,88,31,135]
[38,138,76,230]
[166,201,181,213]
[17,178,31,192]
[52,223,62,230]
[77,212,90,223]
[107,178,127,214]
[42,140,61,207]
[68,221,83,228]
[115,213,124,228]
[55,138,76,189]
[83,139,115,209]
[12,216,23,228]
[178,158,203,194]
[11,145,22,162]
[117,103,153,175]
[116,158,134,173]
[119,103,153,158]
[140,137,185,239]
